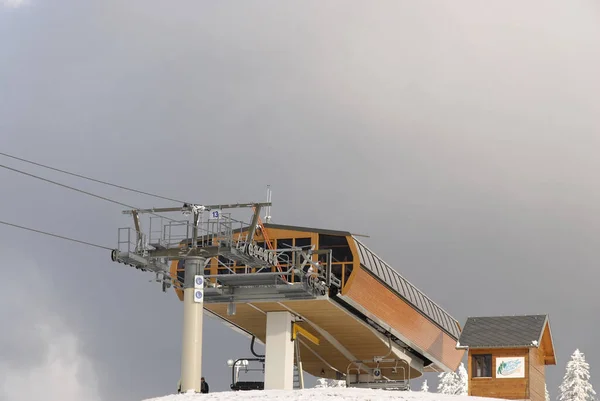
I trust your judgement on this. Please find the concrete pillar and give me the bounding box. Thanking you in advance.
[180,257,205,393]
[264,311,295,390]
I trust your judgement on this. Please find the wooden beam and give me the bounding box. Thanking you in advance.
[276,302,359,363]
[293,323,320,345]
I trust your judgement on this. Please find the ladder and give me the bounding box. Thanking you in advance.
[291,322,319,390]
[293,365,302,390]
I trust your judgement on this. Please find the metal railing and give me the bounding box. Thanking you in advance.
[117,227,146,255]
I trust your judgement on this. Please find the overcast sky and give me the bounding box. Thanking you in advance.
[1,1,599,400]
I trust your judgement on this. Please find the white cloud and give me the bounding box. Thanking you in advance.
[0,252,103,401]
[2,0,28,8]
[0,324,103,401]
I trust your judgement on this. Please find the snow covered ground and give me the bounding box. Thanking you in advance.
[142,388,502,401]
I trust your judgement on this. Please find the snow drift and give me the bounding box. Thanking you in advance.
[142,388,503,401]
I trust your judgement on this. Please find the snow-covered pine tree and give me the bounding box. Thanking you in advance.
[328,379,346,388]
[421,379,429,392]
[457,362,469,395]
[558,349,596,401]
[545,383,550,401]
[315,378,329,388]
[438,371,459,394]
[315,378,346,388]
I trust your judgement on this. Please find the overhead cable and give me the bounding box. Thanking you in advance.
[0,219,113,250]
[0,163,183,224]
[0,151,187,204]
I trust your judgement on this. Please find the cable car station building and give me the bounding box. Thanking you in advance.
[171,222,464,389]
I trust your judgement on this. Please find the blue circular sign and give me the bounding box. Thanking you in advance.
[195,291,203,300]
[195,277,203,286]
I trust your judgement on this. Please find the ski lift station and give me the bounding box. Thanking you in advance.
[110,197,555,397]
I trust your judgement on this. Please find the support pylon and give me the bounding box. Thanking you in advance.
[180,256,205,393]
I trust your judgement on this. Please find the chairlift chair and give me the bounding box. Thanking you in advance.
[228,357,265,391]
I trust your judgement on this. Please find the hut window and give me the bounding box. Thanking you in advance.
[472,354,492,378]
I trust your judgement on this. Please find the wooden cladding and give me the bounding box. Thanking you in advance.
[469,349,529,400]
[344,267,464,371]
[529,346,546,401]
[204,299,423,380]
[540,323,556,365]
[468,348,546,401]
[352,238,461,339]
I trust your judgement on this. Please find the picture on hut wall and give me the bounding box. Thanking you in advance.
[496,357,525,378]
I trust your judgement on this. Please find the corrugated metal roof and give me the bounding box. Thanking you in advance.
[353,237,462,340]
[457,315,548,348]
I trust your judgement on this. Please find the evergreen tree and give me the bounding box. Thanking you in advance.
[315,378,329,388]
[457,362,469,395]
[558,349,596,401]
[421,379,429,392]
[438,370,459,395]
[315,378,346,388]
[328,379,346,388]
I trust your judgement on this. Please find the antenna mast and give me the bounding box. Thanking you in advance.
[265,185,272,223]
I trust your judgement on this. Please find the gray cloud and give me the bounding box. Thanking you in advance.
[0,0,599,400]
[2,0,27,8]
